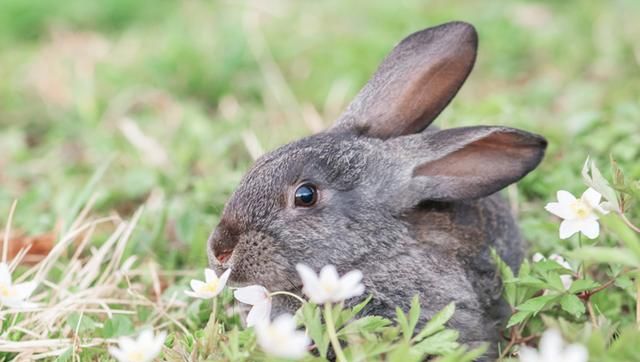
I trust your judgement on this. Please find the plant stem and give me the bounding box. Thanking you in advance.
[269,291,307,305]
[620,212,640,233]
[324,303,347,362]
[203,297,219,355]
[577,233,587,279]
[636,275,640,328]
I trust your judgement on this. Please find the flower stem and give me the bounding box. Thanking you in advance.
[620,212,640,233]
[636,275,640,328]
[203,297,219,355]
[269,291,307,305]
[324,303,347,362]
[578,233,586,279]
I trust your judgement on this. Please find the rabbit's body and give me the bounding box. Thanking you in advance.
[208,22,546,357]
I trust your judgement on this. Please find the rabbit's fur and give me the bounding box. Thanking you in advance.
[208,21,546,356]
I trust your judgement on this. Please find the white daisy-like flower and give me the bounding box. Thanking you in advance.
[545,188,608,239]
[255,314,310,360]
[532,253,574,290]
[295,264,365,304]
[0,262,38,309]
[519,329,588,362]
[234,285,272,327]
[108,329,166,362]
[185,268,231,299]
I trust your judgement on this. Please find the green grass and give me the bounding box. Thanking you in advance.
[0,0,639,360]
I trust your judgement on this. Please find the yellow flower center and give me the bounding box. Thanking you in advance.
[570,200,592,220]
[202,279,219,294]
[0,283,14,298]
[126,350,146,362]
[321,281,337,294]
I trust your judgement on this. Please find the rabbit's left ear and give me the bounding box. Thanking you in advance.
[396,126,547,203]
[333,21,477,139]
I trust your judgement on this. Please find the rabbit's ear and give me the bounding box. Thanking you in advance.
[402,127,546,202]
[333,21,477,139]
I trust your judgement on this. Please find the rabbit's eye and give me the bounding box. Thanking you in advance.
[294,183,318,207]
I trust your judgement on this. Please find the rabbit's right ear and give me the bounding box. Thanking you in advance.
[332,21,477,139]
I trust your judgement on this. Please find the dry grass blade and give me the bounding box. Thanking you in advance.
[0,204,184,359]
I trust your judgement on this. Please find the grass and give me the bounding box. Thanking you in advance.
[0,0,639,360]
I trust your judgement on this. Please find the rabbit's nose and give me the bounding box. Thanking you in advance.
[209,224,238,264]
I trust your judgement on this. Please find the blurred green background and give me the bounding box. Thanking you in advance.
[1,0,638,269]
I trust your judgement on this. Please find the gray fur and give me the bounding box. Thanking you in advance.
[207,21,546,358]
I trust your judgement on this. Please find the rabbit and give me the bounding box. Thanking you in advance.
[207,21,546,357]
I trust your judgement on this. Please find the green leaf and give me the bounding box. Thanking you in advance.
[560,294,585,317]
[506,310,530,328]
[570,246,640,267]
[55,347,73,362]
[102,315,135,338]
[491,249,516,305]
[545,272,566,292]
[336,295,372,327]
[600,214,640,260]
[339,316,391,337]
[396,306,411,341]
[516,275,547,289]
[300,303,329,358]
[66,313,98,334]
[582,157,620,212]
[413,303,455,342]
[569,279,600,294]
[408,295,421,336]
[516,295,558,313]
[387,342,422,362]
[412,329,459,355]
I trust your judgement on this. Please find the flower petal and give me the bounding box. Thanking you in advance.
[204,268,218,283]
[337,270,365,301]
[564,344,588,362]
[246,300,272,327]
[12,281,37,300]
[217,268,232,291]
[149,331,167,359]
[184,290,203,298]
[559,220,582,239]
[518,346,540,362]
[234,285,269,305]
[539,329,564,360]
[108,347,128,362]
[557,190,577,204]
[560,275,573,291]
[137,329,155,346]
[190,279,206,293]
[545,202,574,220]
[549,254,571,270]
[296,264,325,303]
[0,263,11,286]
[338,283,365,302]
[319,265,339,285]
[581,188,602,208]
[532,253,545,262]
[580,220,600,239]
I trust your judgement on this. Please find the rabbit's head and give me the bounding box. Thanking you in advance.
[208,22,546,296]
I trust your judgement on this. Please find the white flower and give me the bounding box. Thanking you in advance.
[532,253,574,290]
[0,262,38,309]
[108,329,166,362]
[519,329,588,362]
[234,285,272,327]
[185,268,231,299]
[295,264,365,304]
[545,188,608,239]
[255,314,310,359]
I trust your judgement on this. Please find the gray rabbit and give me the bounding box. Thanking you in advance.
[207,21,546,356]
